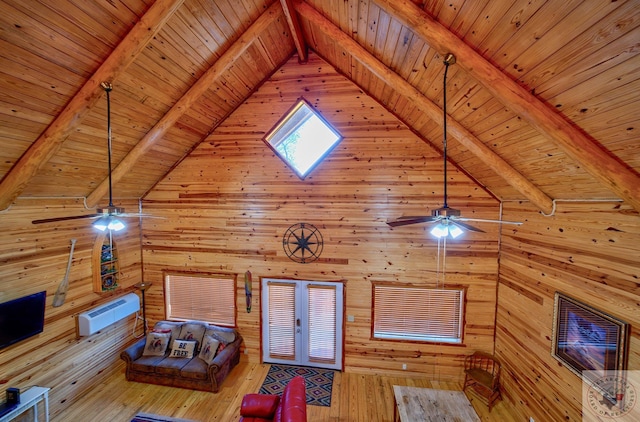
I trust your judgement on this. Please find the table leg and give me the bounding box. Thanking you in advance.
[393,395,399,422]
[44,391,49,422]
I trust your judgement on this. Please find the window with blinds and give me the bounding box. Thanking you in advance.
[165,273,236,327]
[372,283,464,343]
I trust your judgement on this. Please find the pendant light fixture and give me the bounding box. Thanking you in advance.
[386,54,522,235]
[93,82,125,232]
[430,53,458,239]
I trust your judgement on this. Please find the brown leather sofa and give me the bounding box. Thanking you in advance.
[120,320,242,392]
[239,375,307,421]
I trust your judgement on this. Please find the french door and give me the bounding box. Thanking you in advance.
[261,278,343,370]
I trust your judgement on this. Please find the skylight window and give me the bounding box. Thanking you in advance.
[264,98,342,179]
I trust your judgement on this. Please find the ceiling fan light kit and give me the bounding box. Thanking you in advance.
[93,217,125,232]
[93,204,126,232]
[386,53,522,238]
[431,222,463,239]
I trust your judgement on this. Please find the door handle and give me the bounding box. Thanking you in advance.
[296,318,301,327]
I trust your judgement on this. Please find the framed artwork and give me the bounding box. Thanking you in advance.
[552,292,629,388]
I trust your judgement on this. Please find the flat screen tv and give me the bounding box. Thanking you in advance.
[0,291,46,350]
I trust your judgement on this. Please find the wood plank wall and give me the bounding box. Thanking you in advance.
[497,201,639,421]
[141,53,502,382]
[0,197,144,419]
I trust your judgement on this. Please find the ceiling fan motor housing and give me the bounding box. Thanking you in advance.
[432,207,461,217]
[97,205,125,215]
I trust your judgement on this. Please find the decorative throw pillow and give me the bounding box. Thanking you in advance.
[153,321,181,342]
[142,332,171,356]
[198,335,221,364]
[169,339,197,359]
[207,329,235,345]
[178,323,206,347]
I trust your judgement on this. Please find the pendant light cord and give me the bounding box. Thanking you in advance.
[102,82,114,208]
[442,59,450,209]
[436,236,448,289]
[436,237,441,287]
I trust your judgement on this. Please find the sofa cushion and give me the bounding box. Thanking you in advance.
[239,418,272,422]
[155,356,191,376]
[180,356,209,380]
[169,339,197,359]
[198,335,221,364]
[178,322,207,348]
[142,332,171,356]
[240,394,280,418]
[130,354,166,372]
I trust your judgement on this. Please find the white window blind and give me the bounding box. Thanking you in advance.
[373,284,464,343]
[165,273,236,326]
[307,284,336,364]
[267,282,296,360]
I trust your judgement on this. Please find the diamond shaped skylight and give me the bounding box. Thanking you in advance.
[264,98,342,179]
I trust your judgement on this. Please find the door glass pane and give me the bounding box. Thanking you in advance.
[308,284,336,363]
[267,282,296,360]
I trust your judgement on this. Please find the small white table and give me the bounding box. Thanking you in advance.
[0,386,50,422]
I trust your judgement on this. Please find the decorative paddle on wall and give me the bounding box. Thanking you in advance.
[244,270,252,313]
[52,238,77,307]
[387,53,521,238]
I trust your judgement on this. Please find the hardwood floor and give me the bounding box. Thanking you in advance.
[52,361,517,421]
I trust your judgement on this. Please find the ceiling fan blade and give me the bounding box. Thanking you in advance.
[393,215,436,220]
[32,214,101,225]
[456,217,523,225]
[387,216,440,227]
[117,213,164,219]
[450,220,485,233]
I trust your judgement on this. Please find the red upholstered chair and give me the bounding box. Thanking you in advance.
[240,375,307,422]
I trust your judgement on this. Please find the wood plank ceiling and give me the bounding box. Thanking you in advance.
[1,0,638,213]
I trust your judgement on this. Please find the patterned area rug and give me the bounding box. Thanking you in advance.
[259,364,336,407]
[131,413,196,422]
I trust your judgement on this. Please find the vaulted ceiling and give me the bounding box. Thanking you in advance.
[1,0,639,214]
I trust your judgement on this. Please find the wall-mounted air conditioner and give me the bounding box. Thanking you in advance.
[77,293,140,336]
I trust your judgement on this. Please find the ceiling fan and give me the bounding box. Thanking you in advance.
[32,82,147,231]
[387,53,522,238]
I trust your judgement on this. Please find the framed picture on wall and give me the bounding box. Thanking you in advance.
[552,292,629,387]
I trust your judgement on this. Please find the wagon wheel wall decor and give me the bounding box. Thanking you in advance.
[283,223,323,263]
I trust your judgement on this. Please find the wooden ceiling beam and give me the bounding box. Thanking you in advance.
[85,1,283,208]
[375,0,640,212]
[296,2,554,215]
[280,0,308,62]
[0,0,185,211]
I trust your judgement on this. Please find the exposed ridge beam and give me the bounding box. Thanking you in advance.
[375,0,640,213]
[280,0,307,62]
[85,1,283,208]
[0,0,185,211]
[296,1,554,215]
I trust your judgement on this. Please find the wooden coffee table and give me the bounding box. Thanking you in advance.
[393,385,480,421]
